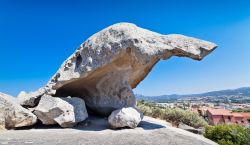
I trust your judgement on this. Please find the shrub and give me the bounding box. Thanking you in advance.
[150,107,164,118]
[162,107,207,128]
[138,104,152,116]
[204,124,250,145]
[137,100,207,128]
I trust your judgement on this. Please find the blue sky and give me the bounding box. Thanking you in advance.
[0,0,250,96]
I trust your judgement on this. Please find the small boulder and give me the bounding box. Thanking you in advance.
[17,88,46,107]
[0,92,37,129]
[34,95,88,128]
[108,107,143,129]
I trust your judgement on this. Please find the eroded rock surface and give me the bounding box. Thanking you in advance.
[43,23,217,116]
[34,95,88,127]
[0,92,37,129]
[17,88,46,107]
[108,107,143,129]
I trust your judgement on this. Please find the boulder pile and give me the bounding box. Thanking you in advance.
[0,93,37,129]
[0,23,217,129]
[34,95,88,128]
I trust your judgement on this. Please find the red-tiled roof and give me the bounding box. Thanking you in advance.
[208,109,250,119]
[231,113,243,117]
[207,109,232,116]
[239,113,250,119]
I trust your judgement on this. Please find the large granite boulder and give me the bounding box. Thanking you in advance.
[34,95,88,128]
[0,92,37,129]
[43,23,217,116]
[17,88,46,107]
[108,107,143,129]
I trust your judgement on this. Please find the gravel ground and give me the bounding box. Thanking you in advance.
[0,116,217,145]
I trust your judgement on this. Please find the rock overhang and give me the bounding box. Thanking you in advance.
[42,23,217,116]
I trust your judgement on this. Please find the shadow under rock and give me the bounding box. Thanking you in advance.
[14,115,165,131]
[14,120,63,130]
[73,115,109,131]
[138,120,166,130]
[74,115,166,131]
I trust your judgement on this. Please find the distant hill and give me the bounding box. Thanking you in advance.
[193,87,250,97]
[135,87,250,102]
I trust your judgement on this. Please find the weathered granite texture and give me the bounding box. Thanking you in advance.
[108,107,143,129]
[0,93,37,129]
[34,95,88,128]
[43,23,217,116]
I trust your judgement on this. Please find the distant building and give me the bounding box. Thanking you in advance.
[156,103,175,108]
[197,106,211,116]
[207,109,249,125]
[239,112,250,122]
[204,103,214,108]
[231,113,247,125]
[188,108,199,114]
[191,104,199,109]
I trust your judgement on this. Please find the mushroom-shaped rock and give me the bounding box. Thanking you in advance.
[44,23,217,116]
[108,107,143,129]
[34,95,88,128]
[0,92,37,129]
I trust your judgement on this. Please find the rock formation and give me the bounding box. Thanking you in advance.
[108,107,143,129]
[34,95,88,128]
[0,92,37,129]
[42,23,217,116]
[17,88,46,107]
[2,22,217,130]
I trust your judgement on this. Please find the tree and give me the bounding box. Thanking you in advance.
[204,124,250,145]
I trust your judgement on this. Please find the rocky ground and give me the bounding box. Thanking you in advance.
[0,116,217,145]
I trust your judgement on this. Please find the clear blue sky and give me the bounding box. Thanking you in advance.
[0,0,250,96]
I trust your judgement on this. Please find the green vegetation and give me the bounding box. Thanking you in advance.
[232,108,250,113]
[137,100,207,128]
[204,124,250,145]
[230,99,250,104]
[137,100,250,144]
